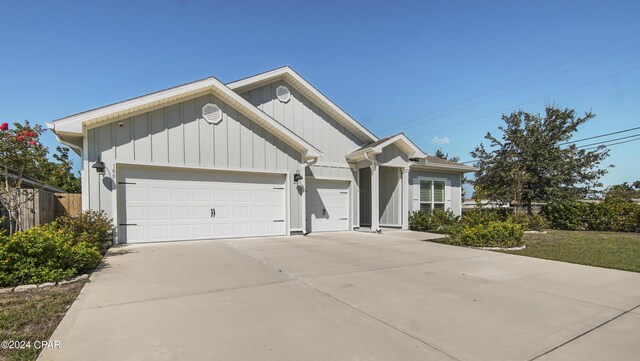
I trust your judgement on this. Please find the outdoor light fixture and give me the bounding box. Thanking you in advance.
[293,170,303,182]
[92,157,106,175]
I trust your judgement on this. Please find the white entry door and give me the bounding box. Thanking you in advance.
[118,166,286,243]
[306,179,350,232]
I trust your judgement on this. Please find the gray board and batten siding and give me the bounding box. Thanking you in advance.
[86,93,305,239]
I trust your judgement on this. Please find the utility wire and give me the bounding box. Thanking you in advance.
[386,30,640,132]
[558,126,640,145]
[411,63,640,139]
[573,133,640,148]
[580,136,640,150]
[394,41,640,133]
[456,127,640,164]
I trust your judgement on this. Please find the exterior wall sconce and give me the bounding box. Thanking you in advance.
[92,157,106,175]
[293,170,303,183]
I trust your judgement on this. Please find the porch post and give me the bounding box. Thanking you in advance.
[371,162,380,231]
[402,166,410,230]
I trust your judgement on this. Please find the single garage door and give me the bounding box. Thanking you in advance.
[305,179,350,232]
[118,166,286,243]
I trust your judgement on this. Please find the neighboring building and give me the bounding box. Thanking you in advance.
[48,66,477,244]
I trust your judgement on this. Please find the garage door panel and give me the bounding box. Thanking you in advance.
[119,167,286,243]
[306,179,350,233]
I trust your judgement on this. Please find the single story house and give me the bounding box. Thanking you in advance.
[48,67,477,244]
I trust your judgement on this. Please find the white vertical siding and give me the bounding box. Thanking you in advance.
[240,80,367,165]
[379,167,401,225]
[86,93,304,233]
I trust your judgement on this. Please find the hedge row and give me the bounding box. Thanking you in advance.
[541,200,640,232]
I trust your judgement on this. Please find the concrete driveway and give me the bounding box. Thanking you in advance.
[40,231,640,361]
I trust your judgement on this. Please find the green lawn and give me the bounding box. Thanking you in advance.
[502,230,640,272]
[0,281,85,361]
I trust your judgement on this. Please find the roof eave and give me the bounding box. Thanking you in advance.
[411,163,479,173]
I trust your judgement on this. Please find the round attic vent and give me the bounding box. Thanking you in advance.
[202,103,222,124]
[276,85,291,103]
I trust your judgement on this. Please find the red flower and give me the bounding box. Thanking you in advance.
[29,131,35,137]
[0,123,8,131]
[17,135,24,142]
[29,141,36,146]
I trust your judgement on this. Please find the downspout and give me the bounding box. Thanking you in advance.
[363,151,381,233]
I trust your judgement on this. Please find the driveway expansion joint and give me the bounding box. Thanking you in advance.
[221,242,463,361]
[527,303,640,361]
[78,279,294,311]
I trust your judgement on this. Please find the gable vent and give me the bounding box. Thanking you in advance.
[276,85,291,103]
[202,103,222,124]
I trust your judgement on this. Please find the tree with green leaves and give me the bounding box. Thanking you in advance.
[43,146,81,193]
[434,148,467,201]
[471,105,610,214]
[605,181,640,201]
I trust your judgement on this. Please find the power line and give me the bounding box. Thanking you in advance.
[580,136,640,150]
[386,30,640,132]
[455,127,640,164]
[558,126,640,145]
[410,63,640,139]
[574,133,640,148]
[394,41,640,133]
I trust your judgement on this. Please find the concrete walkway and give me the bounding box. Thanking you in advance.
[40,231,640,361]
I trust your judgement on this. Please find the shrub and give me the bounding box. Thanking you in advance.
[542,200,640,232]
[53,210,113,253]
[456,221,524,248]
[508,212,549,232]
[0,224,102,286]
[409,209,459,233]
[540,202,589,230]
[461,208,510,226]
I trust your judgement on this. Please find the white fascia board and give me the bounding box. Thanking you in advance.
[347,134,427,161]
[49,78,217,134]
[48,76,322,159]
[227,66,379,143]
[410,163,479,173]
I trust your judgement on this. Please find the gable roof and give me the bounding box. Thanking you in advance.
[46,76,322,160]
[346,133,427,161]
[227,66,378,143]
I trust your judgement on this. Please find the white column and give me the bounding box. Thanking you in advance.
[402,166,410,230]
[371,163,380,232]
[300,163,307,235]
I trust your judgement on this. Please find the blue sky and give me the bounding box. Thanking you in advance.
[1,1,639,194]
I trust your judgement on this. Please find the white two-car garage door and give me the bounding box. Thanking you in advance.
[118,166,286,243]
[305,179,350,232]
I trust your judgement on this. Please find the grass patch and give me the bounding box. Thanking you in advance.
[0,281,85,361]
[501,230,640,272]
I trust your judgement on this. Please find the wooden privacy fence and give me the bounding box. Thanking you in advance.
[1,190,81,232]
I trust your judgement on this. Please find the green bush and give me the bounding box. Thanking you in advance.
[409,209,460,233]
[542,200,640,232]
[540,202,589,230]
[461,208,510,227]
[0,225,102,286]
[508,212,549,232]
[456,221,524,248]
[52,210,113,253]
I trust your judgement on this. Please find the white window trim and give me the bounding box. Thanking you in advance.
[414,176,451,212]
